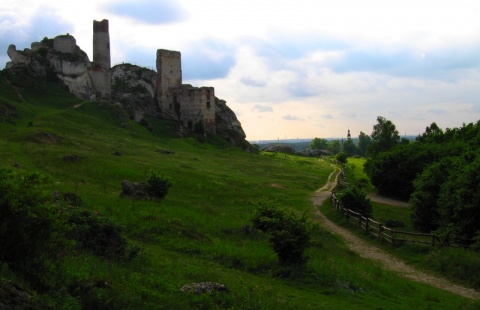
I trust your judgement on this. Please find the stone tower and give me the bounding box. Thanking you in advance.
[93,19,111,69]
[156,49,182,119]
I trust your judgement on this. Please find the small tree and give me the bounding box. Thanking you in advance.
[338,185,372,217]
[252,200,311,266]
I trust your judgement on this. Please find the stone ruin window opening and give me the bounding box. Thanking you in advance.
[207,101,211,109]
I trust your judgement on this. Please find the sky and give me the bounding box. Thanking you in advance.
[1,0,479,141]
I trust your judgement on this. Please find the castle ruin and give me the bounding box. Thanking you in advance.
[93,19,111,69]
[5,19,220,135]
[155,49,216,133]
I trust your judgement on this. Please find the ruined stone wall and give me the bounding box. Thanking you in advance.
[53,35,76,54]
[93,19,111,69]
[88,65,111,100]
[172,85,216,133]
[156,49,182,119]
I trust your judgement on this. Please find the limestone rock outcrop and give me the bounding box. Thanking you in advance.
[110,64,158,121]
[215,98,248,148]
[5,35,110,100]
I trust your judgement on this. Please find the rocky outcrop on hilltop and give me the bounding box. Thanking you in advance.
[4,32,251,149]
[5,35,110,100]
[214,98,250,149]
[110,63,158,122]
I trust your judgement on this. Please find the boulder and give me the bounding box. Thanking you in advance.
[121,180,151,199]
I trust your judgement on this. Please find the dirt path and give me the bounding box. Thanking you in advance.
[367,193,409,207]
[311,165,480,300]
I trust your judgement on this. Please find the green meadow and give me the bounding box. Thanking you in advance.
[1,78,479,308]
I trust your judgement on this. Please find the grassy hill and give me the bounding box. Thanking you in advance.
[0,74,478,309]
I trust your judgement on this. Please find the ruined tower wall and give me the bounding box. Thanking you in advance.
[93,19,111,69]
[156,49,182,119]
[53,35,76,54]
[173,86,216,133]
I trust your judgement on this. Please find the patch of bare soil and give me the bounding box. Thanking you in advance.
[367,193,409,208]
[311,165,480,300]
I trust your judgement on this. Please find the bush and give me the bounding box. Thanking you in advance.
[337,185,372,217]
[147,170,173,200]
[336,152,348,164]
[0,169,66,289]
[66,208,128,259]
[252,199,311,266]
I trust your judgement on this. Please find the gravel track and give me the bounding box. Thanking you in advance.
[310,164,480,300]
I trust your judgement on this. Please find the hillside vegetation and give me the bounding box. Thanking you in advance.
[0,74,478,309]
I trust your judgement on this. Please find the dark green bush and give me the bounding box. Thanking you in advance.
[0,169,66,289]
[147,170,173,200]
[252,199,311,266]
[67,208,128,259]
[337,185,372,217]
[336,152,348,164]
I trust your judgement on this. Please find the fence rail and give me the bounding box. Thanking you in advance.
[330,193,473,249]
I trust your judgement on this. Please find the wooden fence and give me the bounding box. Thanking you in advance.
[330,193,473,248]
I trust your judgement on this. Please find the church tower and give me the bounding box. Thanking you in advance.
[347,128,351,140]
[93,19,111,69]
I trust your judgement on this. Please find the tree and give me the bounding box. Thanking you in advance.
[416,122,444,143]
[364,143,445,200]
[252,200,311,266]
[309,137,329,150]
[342,139,357,156]
[328,140,342,155]
[410,159,447,232]
[367,116,400,157]
[357,131,372,157]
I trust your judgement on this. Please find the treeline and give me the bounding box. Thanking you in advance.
[308,134,371,157]
[363,117,480,245]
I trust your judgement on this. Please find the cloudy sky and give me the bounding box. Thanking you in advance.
[1,0,479,140]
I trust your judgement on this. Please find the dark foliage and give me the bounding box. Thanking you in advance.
[336,152,348,164]
[66,208,128,259]
[147,171,173,200]
[0,169,64,289]
[364,143,446,200]
[337,185,372,217]
[252,200,311,266]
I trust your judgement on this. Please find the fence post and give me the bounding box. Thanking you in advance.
[365,218,369,233]
[392,230,395,245]
[379,224,383,242]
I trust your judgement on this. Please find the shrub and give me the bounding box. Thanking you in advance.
[336,152,348,164]
[66,208,128,259]
[147,170,173,200]
[0,169,66,288]
[337,185,372,217]
[252,199,311,266]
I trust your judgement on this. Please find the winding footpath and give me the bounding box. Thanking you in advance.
[310,163,480,300]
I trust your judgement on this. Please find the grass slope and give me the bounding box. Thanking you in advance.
[0,77,478,309]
